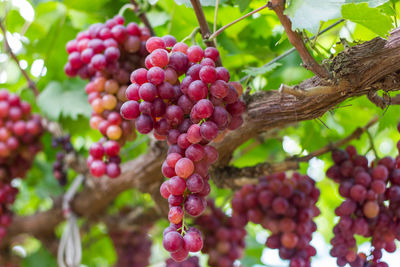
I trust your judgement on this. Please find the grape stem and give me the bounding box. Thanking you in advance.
[268,0,330,79]
[118,3,135,17]
[189,0,222,66]
[208,3,269,41]
[366,130,379,160]
[181,27,200,44]
[129,0,156,36]
[0,20,39,96]
[189,0,215,46]
[213,0,219,36]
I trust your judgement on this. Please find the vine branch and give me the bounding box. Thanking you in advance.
[213,116,379,188]
[189,0,222,66]
[208,3,269,40]
[239,19,345,83]
[268,0,330,79]
[279,84,340,97]
[368,91,400,109]
[129,0,155,36]
[0,20,39,96]
[189,0,214,46]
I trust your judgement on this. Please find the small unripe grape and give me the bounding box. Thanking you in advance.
[106,125,122,140]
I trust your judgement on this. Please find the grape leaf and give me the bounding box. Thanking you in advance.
[345,0,390,7]
[37,81,91,120]
[146,11,170,27]
[22,247,58,267]
[285,0,344,34]
[242,63,282,77]
[342,3,393,37]
[234,0,250,12]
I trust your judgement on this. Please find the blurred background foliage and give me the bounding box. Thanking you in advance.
[1,0,400,266]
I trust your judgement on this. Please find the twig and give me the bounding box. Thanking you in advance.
[268,0,330,79]
[279,84,339,98]
[366,130,379,159]
[0,20,39,96]
[208,3,269,40]
[181,27,200,44]
[129,0,155,36]
[189,0,222,66]
[298,116,379,162]
[367,91,400,109]
[213,116,379,188]
[239,19,345,83]
[213,0,219,34]
[190,0,214,46]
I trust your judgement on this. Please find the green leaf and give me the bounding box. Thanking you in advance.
[342,3,393,36]
[285,0,344,34]
[37,80,91,120]
[22,246,57,267]
[67,8,97,29]
[345,0,390,7]
[242,63,282,77]
[34,2,67,34]
[146,11,170,27]
[235,0,250,12]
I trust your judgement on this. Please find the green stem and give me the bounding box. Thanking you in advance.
[118,3,134,16]
[366,130,379,161]
[213,0,219,34]
[181,27,200,44]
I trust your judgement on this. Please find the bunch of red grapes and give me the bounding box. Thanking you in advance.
[166,256,200,267]
[120,35,245,262]
[194,200,246,267]
[109,227,152,267]
[52,135,74,185]
[64,15,150,178]
[0,90,43,242]
[231,173,320,267]
[326,129,400,267]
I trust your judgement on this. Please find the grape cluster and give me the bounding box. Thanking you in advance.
[166,256,200,267]
[194,200,246,267]
[0,90,43,242]
[120,35,245,262]
[64,15,149,178]
[51,135,74,186]
[87,139,122,178]
[326,137,400,267]
[0,183,17,243]
[109,228,152,267]
[64,14,150,79]
[232,173,320,267]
